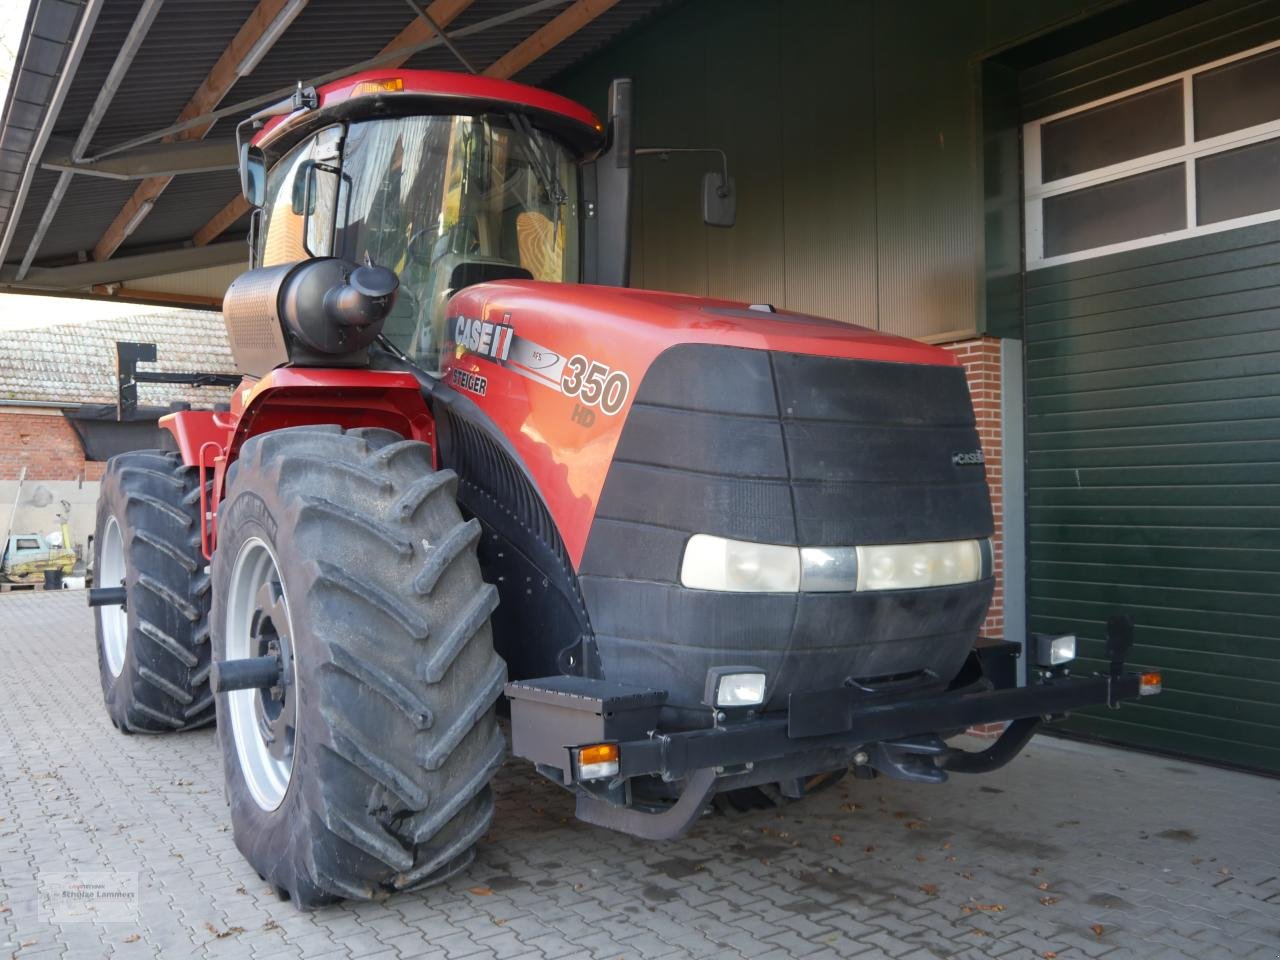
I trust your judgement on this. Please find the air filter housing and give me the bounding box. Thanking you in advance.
[222,258,398,375]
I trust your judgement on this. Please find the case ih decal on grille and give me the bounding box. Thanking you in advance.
[453,315,630,415]
[952,449,986,466]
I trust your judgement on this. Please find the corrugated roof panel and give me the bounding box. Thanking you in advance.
[122,167,244,251]
[1,0,680,288]
[517,0,672,85]
[81,0,261,148]
[11,169,139,261]
[218,1,425,109]
[0,0,84,257]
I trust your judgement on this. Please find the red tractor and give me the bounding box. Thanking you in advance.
[89,69,1158,908]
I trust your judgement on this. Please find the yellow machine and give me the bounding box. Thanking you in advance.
[1,490,77,584]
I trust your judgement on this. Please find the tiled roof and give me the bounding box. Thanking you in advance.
[0,309,237,407]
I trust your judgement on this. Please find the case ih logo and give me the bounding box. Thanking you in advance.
[952,449,985,466]
[455,316,514,362]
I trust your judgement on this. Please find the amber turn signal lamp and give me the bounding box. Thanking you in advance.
[352,77,405,97]
[575,743,620,781]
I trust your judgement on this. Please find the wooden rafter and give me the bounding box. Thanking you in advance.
[193,195,252,248]
[378,0,475,69]
[90,284,224,308]
[484,0,620,79]
[192,0,622,251]
[192,0,475,249]
[93,0,309,263]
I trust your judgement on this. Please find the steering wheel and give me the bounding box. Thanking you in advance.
[406,221,444,266]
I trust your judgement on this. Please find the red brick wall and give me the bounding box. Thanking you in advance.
[941,338,1003,640]
[0,411,104,482]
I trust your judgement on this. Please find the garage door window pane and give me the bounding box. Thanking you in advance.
[1043,165,1186,257]
[1041,82,1183,182]
[1197,137,1280,225]
[1194,47,1280,141]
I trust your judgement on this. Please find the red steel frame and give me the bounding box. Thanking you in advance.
[161,368,435,560]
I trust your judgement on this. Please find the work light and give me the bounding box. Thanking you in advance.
[704,666,768,708]
[715,673,767,707]
[1034,633,1076,667]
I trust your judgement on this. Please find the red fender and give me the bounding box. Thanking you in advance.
[159,367,435,558]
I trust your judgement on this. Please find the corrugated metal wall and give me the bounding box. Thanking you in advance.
[552,0,1121,339]
[1019,0,1280,120]
[1023,0,1280,773]
[1026,221,1280,774]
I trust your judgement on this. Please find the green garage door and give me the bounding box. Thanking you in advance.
[1025,220,1280,773]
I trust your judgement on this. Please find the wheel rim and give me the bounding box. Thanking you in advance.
[226,537,298,811]
[99,516,127,678]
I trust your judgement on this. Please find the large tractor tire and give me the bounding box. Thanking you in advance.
[210,425,506,908]
[94,450,215,732]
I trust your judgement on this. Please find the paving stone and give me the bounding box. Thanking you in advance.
[2,591,1278,960]
[617,931,684,959]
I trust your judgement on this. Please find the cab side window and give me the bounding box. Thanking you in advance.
[260,126,343,267]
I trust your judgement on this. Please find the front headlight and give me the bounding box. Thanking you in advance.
[855,540,983,591]
[680,535,989,593]
[680,534,800,592]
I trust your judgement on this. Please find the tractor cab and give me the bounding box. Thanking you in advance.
[235,71,639,375]
[260,108,580,371]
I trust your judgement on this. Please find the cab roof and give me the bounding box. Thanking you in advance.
[254,69,605,156]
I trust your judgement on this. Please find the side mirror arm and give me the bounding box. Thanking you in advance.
[634,147,736,228]
[634,147,729,193]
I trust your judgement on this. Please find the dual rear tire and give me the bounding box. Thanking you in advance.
[95,427,505,907]
[93,451,214,732]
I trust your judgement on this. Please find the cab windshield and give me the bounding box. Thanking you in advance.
[261,113,580,370]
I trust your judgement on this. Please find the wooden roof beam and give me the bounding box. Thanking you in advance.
[380,0,475,68]
[192,0,475,249]
[191,0,621,250]
[93,0,310,263]
[483,0,620,79]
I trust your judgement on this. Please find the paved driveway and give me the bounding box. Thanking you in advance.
[1,590,1277,959]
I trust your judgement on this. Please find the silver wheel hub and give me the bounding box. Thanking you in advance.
[99,516,127,678]
[226,538,298,811]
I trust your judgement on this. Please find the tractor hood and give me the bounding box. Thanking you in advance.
[442,280,962,568]
[441,280,993,717]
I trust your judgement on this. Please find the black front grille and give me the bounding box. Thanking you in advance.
[578,344,995,718]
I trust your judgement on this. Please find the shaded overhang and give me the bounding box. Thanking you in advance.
[0,0,670,308]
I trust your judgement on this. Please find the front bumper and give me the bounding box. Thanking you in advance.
[505,638,1155,840]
